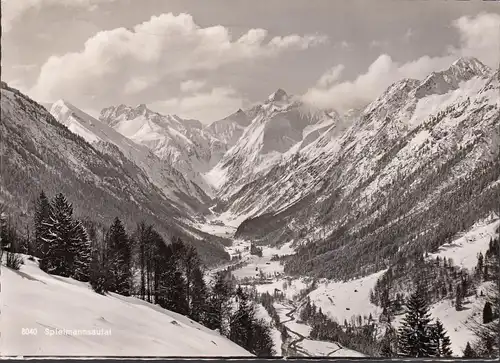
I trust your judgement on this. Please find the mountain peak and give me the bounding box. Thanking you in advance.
[268,88,288,103]
[449,56,491,78]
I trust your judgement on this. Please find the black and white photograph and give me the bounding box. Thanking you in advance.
[0,0,499,359]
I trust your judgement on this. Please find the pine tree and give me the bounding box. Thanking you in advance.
[230,287,256,351]
[471,235,499,358]
[206,271,233,335]
[71,220,92,282]
[380,325,397,357]
[463,342,476,358]
[183,244,201,316]
[252,319,275,357]
[105,217,132,295]
[41,193,75,277]
[189,266,208,323]
[476,252,484,280]
[398,284,438,357]
[34,191,51,259]
[455,284,463,311]
[483,301,494,324]
[431,319,453,357]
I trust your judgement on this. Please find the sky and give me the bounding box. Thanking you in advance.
[2,0,500,123]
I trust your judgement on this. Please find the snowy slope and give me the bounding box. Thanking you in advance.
[429,214,500,270]
[0,257,252,357]
[50,100,211,213]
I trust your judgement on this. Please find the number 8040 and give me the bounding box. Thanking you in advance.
[21,328,38,335]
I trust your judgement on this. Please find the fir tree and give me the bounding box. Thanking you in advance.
[71,220,92,282]
[398,284,438,357]
[483,301,493,324]
[463,342,476,358]
[41,193,75,277]
[206,271,233,335]
[252,319,275,357]
[189,266,208,323]
[105,217,132,295]
[230,286,256,351]
[455,284,463,311]
[476,252,484,280]
[34,191,51,259]
[431,319,452,357]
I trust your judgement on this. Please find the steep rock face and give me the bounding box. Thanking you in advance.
[50,100,211,214]
[206,89,339,198]
[232,59,499,279]
[99,104,226,196]
[0,83,229,265]
[204,109,251,149]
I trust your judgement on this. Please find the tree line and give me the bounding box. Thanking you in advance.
[1,191,275,357]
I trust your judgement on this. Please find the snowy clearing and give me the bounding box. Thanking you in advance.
[429,215,500,270]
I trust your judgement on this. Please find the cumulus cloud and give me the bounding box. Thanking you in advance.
[29,12,327,106]
[303,12,500,112]
[316,65,345,88]
[1,0,116,32]
[150,87,244,123]
[180,80,206,93]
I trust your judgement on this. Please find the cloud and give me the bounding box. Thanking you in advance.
[180,80,206,93]
[150,87,244,123]
[29,12,327,106]
[1,0,116,33]
[303,13,500,112]
[453,12,500,70]
[316,65,345,88]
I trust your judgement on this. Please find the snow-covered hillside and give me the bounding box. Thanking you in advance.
[429,214,500,270]
[0,257,252,356]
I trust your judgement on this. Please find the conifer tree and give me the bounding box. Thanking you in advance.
[230,286,256,351]
[71,220,92,282]
[34,191,51,259]
[476,252,484,280]
[483,301,493,324]
[455,284,463,311]
[41,193,75,277]
[463,342,476,358]
[398,284,437,357]
[189,266,208,323]
[252,319,275,357]
[105,217,132,295]
[431,319,453,357]
[206,271,233,335]
[159,242,188,315]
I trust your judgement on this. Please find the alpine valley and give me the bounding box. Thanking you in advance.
[1,56,499,358]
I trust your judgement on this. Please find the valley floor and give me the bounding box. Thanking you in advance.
[212,214,499,357]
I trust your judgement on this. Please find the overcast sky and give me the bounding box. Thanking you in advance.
[2,0,500,123]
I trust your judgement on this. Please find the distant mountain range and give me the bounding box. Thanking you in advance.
[1,56,499,273]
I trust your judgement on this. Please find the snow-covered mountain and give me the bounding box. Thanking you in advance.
[50,100,211,214]
[230,57,499,278]
[99,104,227,196]
[0,82,230,266]
[206,88,340,196]
[0,255,252,356]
